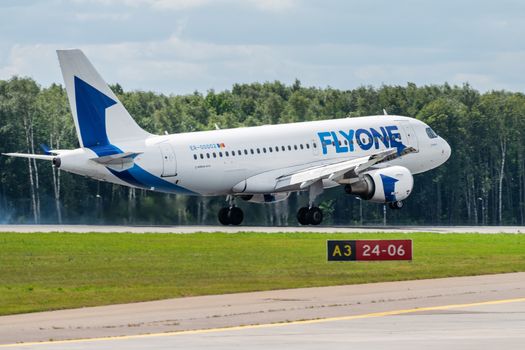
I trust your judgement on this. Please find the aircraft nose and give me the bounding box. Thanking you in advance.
[441,138,451,161]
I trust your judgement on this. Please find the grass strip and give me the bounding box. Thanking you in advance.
[0,232,524,315]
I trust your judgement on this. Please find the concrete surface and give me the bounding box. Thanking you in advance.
[2,299,523,350]
[0,273,524,347]
[0,224,524,233]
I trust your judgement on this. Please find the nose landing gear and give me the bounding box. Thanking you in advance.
[297,180,324,225]
[388,201,404,210]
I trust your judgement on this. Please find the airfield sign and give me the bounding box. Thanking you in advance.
[327,239,412,261]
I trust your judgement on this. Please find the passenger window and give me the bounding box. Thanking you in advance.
[275,147,279,152]
[231,151,235,156]
[313,142,317,148]
[250,149,254,154]
[219,152,223,157]
[193,154,197,160]
[225,151,229,157]
[206,153,210,159]
[263,147,266,153]
[257,148,260,154]
[213,152,217,158]
[300,144,304,150]
[200,154,204,159]
[344,140,348,145]
[294,145,298,150]
[288,145,292,151]
[244,149,248,155]
[306,143,310,149]
[238,150,241,155]
[269,147,273,152]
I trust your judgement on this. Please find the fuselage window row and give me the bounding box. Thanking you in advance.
[193,142,318,160]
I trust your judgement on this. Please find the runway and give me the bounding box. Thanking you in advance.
[0,273,524,349]
[0,224,524,233]
[2,299,523,350]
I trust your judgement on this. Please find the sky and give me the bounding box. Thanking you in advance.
[1,0,525,94]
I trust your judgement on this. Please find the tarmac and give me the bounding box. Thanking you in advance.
[0,224,524,233]
[0,273,524,349]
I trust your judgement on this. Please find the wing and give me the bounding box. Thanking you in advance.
[274,146,416,191]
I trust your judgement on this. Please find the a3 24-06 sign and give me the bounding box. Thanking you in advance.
[327,240,412,261]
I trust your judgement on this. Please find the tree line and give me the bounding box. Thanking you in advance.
[0,77,524,226]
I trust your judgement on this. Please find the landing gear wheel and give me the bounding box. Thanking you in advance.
[297,207,309,225]
[218,207,230,225]
[228,206,244,226]
[218,206,244,225]
[297,206,323,225]
[307,207,323,225]
[388,201,404,210]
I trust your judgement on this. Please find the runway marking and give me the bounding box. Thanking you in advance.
[1,297,524,348]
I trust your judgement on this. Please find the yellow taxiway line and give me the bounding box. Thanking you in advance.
[2,297,525,348]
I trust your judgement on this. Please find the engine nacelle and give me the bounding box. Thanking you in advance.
[344,166,413,203]
[239,192,290,203]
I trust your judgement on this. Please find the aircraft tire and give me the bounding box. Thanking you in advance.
[218,207,230,225]
[388,201,404,210]
[307,207,323,225]
[228,206,244,226]
[297,207,309,225]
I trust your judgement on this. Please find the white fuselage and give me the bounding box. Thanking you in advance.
[56,115,451,196]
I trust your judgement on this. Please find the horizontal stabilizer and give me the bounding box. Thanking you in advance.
[2,153,55,161]
[91,152,141,172]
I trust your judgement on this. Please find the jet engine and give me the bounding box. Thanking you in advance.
[239,192,290,203]
[344,166,413,203]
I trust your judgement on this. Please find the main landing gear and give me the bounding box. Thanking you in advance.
[297,206,323,225]
[218,196,244,225]
[297,180,324,226]
[388,201,404,210]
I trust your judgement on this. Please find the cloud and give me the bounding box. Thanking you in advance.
[2,37,525,94]
[74,12,131,21]
[71,0,297,12]
[0,35,286,93]
[246,0,297,12]
[0,44,60,84]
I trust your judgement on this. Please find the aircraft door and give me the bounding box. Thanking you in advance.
[397,120,419,150]
[159,143,177,177]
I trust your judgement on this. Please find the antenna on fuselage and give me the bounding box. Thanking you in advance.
[214,123,221,130]
[383,109,388,116]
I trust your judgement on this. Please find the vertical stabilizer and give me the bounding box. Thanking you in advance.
[57,49,150,149]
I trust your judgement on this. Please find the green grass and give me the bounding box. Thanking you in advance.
[0,232,524,316]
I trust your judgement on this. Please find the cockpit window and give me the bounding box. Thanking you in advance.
[426,127,438,139]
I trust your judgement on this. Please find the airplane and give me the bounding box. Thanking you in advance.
[3,49,451,226]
